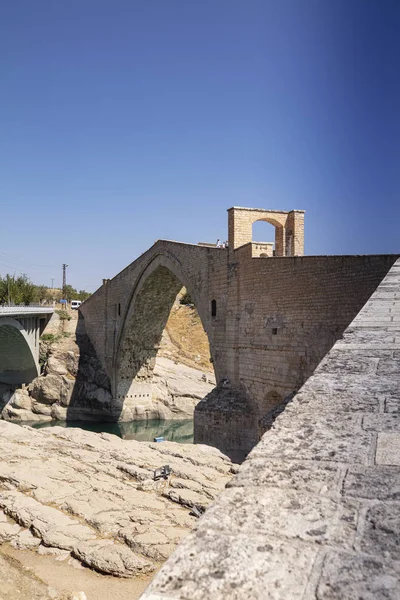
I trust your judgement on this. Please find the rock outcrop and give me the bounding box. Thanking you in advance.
[1,310,215,423]
[118,357,215,421]
[0,420,234,582]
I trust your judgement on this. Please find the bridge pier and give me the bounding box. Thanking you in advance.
[194,381,259,461]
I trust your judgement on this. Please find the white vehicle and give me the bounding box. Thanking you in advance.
[71,300,82,310]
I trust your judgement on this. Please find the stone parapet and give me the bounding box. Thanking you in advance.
[141,258,400,599]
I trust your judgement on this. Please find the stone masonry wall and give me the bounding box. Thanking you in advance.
[223,248,398,416]
[141,257,400,600]
[251,242,274,257]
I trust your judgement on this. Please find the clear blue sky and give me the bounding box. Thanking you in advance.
[1,0,399,291]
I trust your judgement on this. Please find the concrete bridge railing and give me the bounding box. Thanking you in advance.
[0,307,54,315]
[141,258,400,599]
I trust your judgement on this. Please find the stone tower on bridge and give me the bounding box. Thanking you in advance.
[228,207,305,256]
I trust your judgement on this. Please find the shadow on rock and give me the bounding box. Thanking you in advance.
[66,313,117,422]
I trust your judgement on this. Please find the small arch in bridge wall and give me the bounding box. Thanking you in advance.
[0,317,39,385]
[113,252,214,413]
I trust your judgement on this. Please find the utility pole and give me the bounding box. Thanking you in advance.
[7,275,11,306]
[62,264,68,302]
[51,278,55,289]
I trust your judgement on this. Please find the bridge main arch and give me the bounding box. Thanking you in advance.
[0,317,39,385]
[112,251,215,417]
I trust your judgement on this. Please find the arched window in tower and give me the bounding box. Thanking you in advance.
[252,220,276,257]
[211,299,217,318]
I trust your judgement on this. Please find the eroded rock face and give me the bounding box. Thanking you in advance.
[118,357,215,422]
[2,335,215,423]
[0,421,234,579]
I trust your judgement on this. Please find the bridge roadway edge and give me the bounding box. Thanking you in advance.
[141,257,400,599]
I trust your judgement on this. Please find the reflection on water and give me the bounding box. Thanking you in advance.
[27,419,194,444]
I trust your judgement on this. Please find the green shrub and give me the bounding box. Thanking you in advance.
[40,333,58,343]
[55,310,71,321]
[180,291,194,306]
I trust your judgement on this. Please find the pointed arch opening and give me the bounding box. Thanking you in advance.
[114,262,215,421]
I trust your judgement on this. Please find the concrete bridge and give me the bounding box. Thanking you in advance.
[0,307,53,386]
[80,206,399,453]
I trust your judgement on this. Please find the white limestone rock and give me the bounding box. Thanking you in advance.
[0,490,97,550]
[73,539,153,577]
[70,593,87,600]
[2,404,51,422]
[30,374,62,404]
[46,355,68,376]
[51,404,68,420]
[11,528,41,549]
[118,358,215,422]
[0,520,21,541]
[6,389,32,411]
[0,420,232,579]
[31,400,53,416]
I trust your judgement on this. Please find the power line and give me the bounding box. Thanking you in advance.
[0,261,48,276]
[0,263,49,277]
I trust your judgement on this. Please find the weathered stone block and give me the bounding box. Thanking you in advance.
[377,357,400,375]
[363,414,400,432]
[343,466,400,500]
[228,457,340,496]
[376,433,400,466]
[200,487,358,549]
[317,552,400,599]
[385,396,400,413]
[143,530,317,600]
[252,413,371,464]
[361,503,400,560]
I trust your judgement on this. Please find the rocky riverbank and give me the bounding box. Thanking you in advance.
[1,309,215,423]
[0,420,235,599]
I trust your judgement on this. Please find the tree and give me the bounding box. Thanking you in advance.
[0,273,91,305]
[77,289,91,302]
[180,290,194,306]
[0,273,34,305]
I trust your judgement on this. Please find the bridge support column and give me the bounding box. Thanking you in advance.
[194,382,259,461]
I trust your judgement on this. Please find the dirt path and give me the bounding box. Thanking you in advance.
[1,545,153,600]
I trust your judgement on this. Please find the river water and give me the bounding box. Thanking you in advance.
[24,419,194,443]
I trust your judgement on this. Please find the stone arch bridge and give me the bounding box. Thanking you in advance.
[0,307,53,386]
[80,207,399,453]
